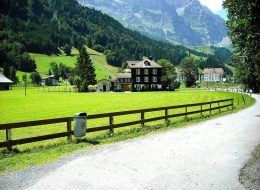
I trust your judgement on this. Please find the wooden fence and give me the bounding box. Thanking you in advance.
[0,99,233,150]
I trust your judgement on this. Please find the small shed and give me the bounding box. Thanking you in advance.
[41,75,58,86]
[0,73,13,90]
[97,79,113,92]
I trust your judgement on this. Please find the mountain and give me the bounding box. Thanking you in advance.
[78,0,228,46]
[215,9,228,21]
[1,0,206,71]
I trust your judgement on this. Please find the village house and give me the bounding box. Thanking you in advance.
[96,79,113,92]
[115,59,163,92]
[130,59,162,91]
[41,75,59,86]
[0,73,13,90]
[203,68,224,83]
[115,72,131,91]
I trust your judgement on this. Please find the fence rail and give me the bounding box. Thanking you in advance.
[0,99,233,150]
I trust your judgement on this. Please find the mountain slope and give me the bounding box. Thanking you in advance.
[0,0,200,71]
[78,0,228,46]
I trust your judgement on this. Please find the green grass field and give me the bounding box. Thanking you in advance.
[0,88,255,172]
[30,53,111,81]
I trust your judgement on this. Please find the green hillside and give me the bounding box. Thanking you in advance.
[30,50,115,81]
[13,47,117,83]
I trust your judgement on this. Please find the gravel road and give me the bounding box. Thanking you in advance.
[1,95,260,190]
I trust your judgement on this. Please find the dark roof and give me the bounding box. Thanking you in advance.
[127,61,139,68]
[0,73,13,83]
[117,73,131,79]
[128,59,162,69]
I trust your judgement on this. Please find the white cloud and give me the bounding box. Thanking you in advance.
[198,0,224,12]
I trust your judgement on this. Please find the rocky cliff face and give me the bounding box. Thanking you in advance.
[78,0,228,46]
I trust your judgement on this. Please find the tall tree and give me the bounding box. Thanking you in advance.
[180,56,198,87]
[49,62,59,80]
[223,0,260,92]
[157,59,177,90]
[75,46,96,92]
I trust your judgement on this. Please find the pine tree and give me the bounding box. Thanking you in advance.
[75,46,96,92]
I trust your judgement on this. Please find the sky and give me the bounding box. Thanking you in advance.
[198,0,224,12]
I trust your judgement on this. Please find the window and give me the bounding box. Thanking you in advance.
[144,69,149,75]
[136,77,140,82]
[153,69,157,75]
[144,77,149,82]
[144,61,150,66]
[153,77,157,82]
[136,69,140,75]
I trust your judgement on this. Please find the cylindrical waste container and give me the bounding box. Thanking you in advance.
[74,112,87,138]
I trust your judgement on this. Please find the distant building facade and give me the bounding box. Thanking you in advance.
[203,68,224,83]
[175,68,185,83]
[115,72,132,91]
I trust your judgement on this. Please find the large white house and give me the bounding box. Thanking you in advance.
[203,68,224,83]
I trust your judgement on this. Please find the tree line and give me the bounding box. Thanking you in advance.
[223,0,260,92]
[0,0,194,73]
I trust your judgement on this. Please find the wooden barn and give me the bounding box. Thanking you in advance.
[0,73,13,90]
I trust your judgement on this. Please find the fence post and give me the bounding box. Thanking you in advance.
[6,129,12,151]
[141,112,145,127]
[218,102,220,113]
[165,109,169,125]
[109,115,114,135]
[210,103,212,116]
[242,95,246,104]
[67,119,72,143]
[200,105,203,116]
[185,107,188,120]
[231,99,234,110]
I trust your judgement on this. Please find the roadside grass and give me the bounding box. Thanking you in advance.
[0,88,256,173]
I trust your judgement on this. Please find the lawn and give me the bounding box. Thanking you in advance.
[0,88,255,172]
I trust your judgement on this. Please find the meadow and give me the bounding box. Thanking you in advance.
[0,87,255,172]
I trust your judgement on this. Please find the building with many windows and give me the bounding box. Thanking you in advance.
[203,68,224,83]
[115,59,163,92]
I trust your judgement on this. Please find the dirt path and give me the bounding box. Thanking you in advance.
[1,95,260,190]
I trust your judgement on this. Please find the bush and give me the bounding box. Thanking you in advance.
[68,76,74,85]
[73,76,81,91]
[88,85,97,92]
[30,72,41,85]
[173,81,181,89]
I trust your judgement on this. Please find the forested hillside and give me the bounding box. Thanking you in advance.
[0,0,202,71]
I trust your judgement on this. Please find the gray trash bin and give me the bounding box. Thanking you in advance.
[74,112,87,138]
